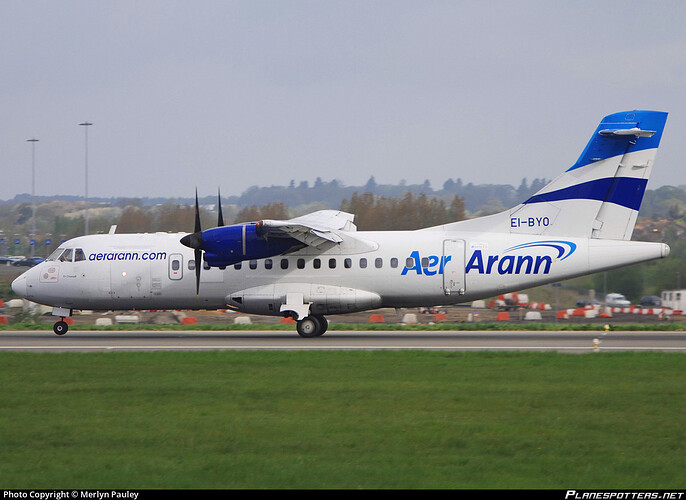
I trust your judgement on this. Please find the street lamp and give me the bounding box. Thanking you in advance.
[27,138,39,256]
[79,121,92,235]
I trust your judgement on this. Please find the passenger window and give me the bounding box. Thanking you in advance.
[265,259,273,270]
[359,258,367,269]
[313,258,321,269]
[204,260,211,270]
[375,257,383,269]
[188,260,196,270]
[406,257,414,268]
[234,263,242,270]
[391,257,398,268]
[421,257,429,268]
[329,258,336,269]
[171,260,180,271]
[281,259,288,270]
[297,258,305,269]
[344,258,352,269]
[249,260,257,270]
[74,248,86,261]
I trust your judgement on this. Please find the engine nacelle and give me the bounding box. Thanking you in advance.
[201,223,297,267]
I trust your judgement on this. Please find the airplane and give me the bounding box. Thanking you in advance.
[11,110,670,337]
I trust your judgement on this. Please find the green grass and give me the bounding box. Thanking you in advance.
[1,351,685,489]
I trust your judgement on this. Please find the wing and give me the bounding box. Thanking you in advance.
[260,210,356,249]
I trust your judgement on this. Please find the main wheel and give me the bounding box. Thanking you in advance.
[314,315,328,335]
[53,320,68,336]
[296,316,323,338]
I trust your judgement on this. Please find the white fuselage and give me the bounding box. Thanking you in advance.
[12,228,669,316]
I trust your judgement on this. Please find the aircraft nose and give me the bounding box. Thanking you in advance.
[11,275,27,298]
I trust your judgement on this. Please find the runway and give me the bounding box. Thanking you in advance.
[2,329,686,353]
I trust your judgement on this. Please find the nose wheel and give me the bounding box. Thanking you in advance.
[296,315,328,338]
[53,318,69,336]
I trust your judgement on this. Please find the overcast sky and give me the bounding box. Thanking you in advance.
[2,0,685,201]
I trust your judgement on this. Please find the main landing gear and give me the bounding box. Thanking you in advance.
[296,315,328,338]
[53,318,69,336]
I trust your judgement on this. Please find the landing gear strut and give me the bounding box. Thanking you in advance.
[53,318,69,336]
[296,315,328,338]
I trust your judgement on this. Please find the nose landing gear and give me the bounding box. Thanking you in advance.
[51,308,72,336]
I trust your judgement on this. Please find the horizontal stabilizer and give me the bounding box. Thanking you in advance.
[599,127,655,138]
[569,110,666,172]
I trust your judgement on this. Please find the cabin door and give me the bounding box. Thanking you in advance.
[443,239,465,296]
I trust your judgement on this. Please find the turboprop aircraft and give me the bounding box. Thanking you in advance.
[11,110,670,337]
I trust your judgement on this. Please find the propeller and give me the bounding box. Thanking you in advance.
[179,189,203,295]
[180,188,226,296]
[217,187,224,227]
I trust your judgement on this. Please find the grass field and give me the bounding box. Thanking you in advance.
[1,350,685,489]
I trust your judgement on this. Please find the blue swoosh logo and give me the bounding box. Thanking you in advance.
[503,240,577,261]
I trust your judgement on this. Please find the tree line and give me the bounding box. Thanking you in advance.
[340,192,465,230]
[115,192,467,233]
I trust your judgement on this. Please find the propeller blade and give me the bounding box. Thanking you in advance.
[217,188,224,227]
[194,188,201,234]
[195,248,202,296]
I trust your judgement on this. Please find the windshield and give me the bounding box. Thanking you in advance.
[47,247,65,261]
[47,247,86,262]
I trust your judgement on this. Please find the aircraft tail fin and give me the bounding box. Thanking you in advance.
[501,110,668,240]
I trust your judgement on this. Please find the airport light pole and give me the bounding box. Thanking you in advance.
[79,122,92,235]
[27,138,39,256]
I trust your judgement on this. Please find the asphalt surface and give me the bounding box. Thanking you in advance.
[2,329,686,353]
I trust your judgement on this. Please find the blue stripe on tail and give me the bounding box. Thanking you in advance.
[524,177,648,211]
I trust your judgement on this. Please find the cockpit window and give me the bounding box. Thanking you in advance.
[48,247,86,263]
[47,248,65,261]
[59,248,73,262]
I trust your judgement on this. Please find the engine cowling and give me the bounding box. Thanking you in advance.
[200,222,298,268]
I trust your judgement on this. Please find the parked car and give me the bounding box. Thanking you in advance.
[0,255,24,265]
[639,295,662,307]
[605,293,631,307]
[576,298,600,308]
[12,257,45,267]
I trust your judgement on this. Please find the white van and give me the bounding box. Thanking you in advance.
[605,293,631,307]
